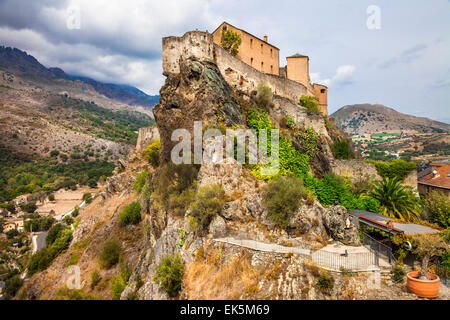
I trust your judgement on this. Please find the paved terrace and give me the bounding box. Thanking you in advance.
[213,237,386,272]
[213,237,310,256]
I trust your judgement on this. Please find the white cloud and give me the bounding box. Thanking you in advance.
[0,0,223,93]
[310,65,355,87]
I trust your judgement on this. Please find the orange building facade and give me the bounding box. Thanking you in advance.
[212,22,328,115]
[212,22,280,76]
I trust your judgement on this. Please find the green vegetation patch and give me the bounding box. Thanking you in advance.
[59,95,155,145]
[153,254,185,297]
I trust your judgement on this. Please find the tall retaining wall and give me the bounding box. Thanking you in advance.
[162,31,314,104]
[331,160,418,190]
[136,127,160,152]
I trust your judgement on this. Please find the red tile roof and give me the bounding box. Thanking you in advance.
[418,163,450,190]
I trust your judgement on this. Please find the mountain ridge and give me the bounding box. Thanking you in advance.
[0,45,159,108]
[331,103,450,135]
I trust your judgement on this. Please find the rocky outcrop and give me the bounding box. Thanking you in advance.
[153,56,244,163]
[322,206,360,246]
[100,171,134,199]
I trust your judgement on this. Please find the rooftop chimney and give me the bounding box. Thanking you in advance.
[264,35,268,42]
[432,169,440,178]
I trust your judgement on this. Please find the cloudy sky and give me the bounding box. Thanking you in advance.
[0,0,449,122]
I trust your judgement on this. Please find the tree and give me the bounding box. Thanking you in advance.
[21,202,37,213]
[3,276,23,300]
[423,191,450,228]
[6,229,18,239]
[46,224,64,246]
[71,206,79,218]
[63,215,74,225]
[371,159,416,182]
[3,202,16,214]
[220,30,242,56]
[82,192,92,204]
[369,177,421,222]
[411,233,448,280]
[153,254,185,297]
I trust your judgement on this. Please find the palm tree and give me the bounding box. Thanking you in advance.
[370,177,421,222]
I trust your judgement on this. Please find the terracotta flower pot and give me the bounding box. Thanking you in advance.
[406,271,440,299]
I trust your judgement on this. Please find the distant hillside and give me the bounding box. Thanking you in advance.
[67,75,159,107]
[0,46,159,108]
[331,104,450,135]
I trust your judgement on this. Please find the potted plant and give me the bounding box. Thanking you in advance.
[406,233,448,298]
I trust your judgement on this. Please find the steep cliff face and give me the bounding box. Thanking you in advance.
[153,56,244,163]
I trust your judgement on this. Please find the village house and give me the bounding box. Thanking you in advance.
[3,221,17,233]
[12,193,32,206]
[418,163,450,198]
[212,22,328,115]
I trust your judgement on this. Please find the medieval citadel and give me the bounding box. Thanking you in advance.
[163,21,328,115]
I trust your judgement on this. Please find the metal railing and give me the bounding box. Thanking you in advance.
[362,232,396,265]
[213,227,379,272]
[311,249,379,272]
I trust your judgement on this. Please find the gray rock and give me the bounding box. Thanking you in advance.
[322,205,360,246]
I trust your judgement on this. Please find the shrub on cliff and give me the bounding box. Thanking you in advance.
[143,139,161,167]
[99,240,121,269]
[299,95,319,113]
[256,83,273,109]
[153,254,185,297]
[188,184,225,231]
[154,163,200,204]
[262,175,307,229]
[133,170,149,193]
[169,187,196,217]
[119,201,141,226]
[317,270,334,293]
[220,30,242,56]
[332,139,353,159]
[90,270,101,289]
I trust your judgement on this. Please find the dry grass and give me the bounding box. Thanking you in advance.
[184,250,264,300]
[304,260,323,278]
